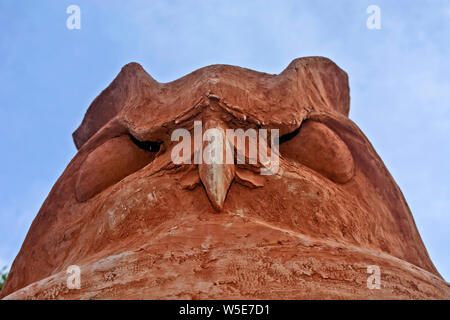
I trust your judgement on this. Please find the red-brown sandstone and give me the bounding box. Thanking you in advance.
[1,57,448,299]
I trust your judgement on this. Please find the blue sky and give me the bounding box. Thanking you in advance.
[0,0,449,281]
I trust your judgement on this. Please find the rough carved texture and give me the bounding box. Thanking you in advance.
[279,120,355,183]
[1,57,448,299]
[75,135,156,202]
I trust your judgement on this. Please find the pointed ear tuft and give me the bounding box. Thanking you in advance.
[282,57,350,116]
[72,62,157,150]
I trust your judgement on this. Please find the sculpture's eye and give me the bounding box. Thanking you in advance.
[130,135,161,153]
[279,120,355,184]
[74,135,161,202]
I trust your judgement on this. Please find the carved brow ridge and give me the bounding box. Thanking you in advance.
[73,57,350,150]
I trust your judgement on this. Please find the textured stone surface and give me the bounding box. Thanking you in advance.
[75,135,156,202]
[1,57,448,299]
[279,120,355,183]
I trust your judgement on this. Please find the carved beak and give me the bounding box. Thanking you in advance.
[198,119,235,211]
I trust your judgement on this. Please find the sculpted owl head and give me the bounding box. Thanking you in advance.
[1,57,448,299]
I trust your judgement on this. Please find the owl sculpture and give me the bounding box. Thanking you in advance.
[1,57,448,299]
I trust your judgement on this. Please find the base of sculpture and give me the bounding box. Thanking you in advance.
[3,211,448,300]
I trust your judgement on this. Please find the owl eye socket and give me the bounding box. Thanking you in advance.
[279,120,355,184]
[74,134,159,202]
[279,126,301,144]
[130,135,161,153]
